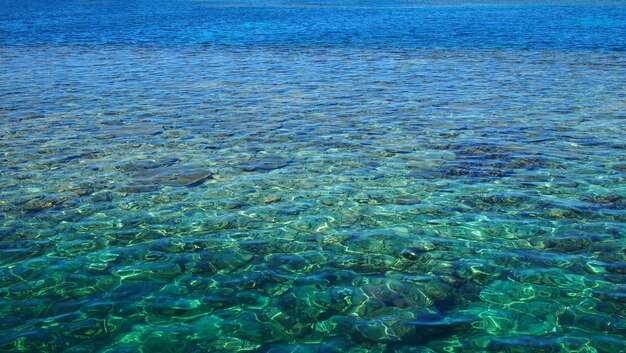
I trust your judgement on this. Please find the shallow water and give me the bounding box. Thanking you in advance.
[1,1,625,352]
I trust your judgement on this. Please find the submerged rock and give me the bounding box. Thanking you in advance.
[353,308,418,343]
[403,311,473,329]
[264,194,282,203]
[130,166,213,188]
[486,335,563,353]
[531,235,592,253]
[399,247,425,261]
[19,195,69,212]
[360,278,434,311]
[0,329,56,352]
[581,193,623,204]
[62,319,109,339]
[115,157,180,172]
[319,197,335,206]
[240,157,291,172]
[392,197,421,205]
[330,254,402,274]
[198,336,261,352]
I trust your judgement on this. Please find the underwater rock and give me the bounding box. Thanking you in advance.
[236,290,270,309]
[141,296,205,322]
[454,261,503,285]
[256,306,304,337]
[82,301,116,316]
[441,163,511,179]
[469,193,529,207]
[0,330,56,352]
[402,311,474,340]
[130,166,212,188]
[352,308,418,343]
[581,193,625,210]
[319,197,335,206]
[510,300,567,324]
[261,253,310,273]
[392,347,438,353]
[62,319,109,339]
[137,325,198,352]
[234,313,289,343]
[545,206,584,219]
[159,169,213,187]
[307,232,352,247]
[261,342,344,353]
[0,268,22,287]
[277,287,325,321]
[220,271,289,294]
[2,278,49,300]
[508,269,573,287]
[392,197,421,205]
[57,181,108,196]
[359,278,434,312]
[19,195,69,212]
[419,280,455,303]
[314,315,358,339]
[222,200,246,209]
[188,250,252,274]
[201,288,240,310]
[239,238,310,255]
[531,235,591,253]
[507,157,543,169]
[581,193,623,204]
[198,336,261,352]
[399,247,425,261]
[486,335,562,353]
[278,204,307,215]
[113,262,183,280]
[264,194,282,203]
[330,254,402,274]
[53,239,102,258]
[106,229,159,246]
[95,276,121,291]
[479,280,538,304]
[89,190,116,202]
[240,157,291,172]
[115,157,180,172]
[117,185,160,193]
[350,232,395,255]
[0,246,46,266]
[150,237,230,254]
[353,193,371,204]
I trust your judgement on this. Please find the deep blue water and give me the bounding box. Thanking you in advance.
[1,1,625,353]
[1,0,625,49]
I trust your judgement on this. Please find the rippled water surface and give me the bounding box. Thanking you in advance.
[1,1,625,352]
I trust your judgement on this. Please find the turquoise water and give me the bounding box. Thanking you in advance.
[1,1,625,352]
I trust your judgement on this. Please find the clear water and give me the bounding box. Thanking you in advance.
[1,1,625,352]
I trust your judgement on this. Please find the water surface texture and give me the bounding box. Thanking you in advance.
[1,1,626,352]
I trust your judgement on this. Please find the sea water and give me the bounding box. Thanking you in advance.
[0,1,625,352]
